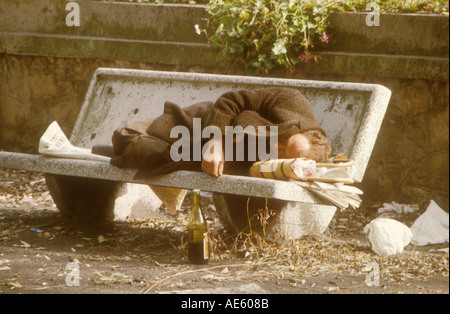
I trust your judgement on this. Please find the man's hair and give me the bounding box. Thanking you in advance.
[301,130,332,163]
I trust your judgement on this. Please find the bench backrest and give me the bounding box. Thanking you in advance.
[70,68,391,182]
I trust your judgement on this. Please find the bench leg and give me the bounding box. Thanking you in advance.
[45,175,162,222]
[213,193,336,241]
[265,201,337,242]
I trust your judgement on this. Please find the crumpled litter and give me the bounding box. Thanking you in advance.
[410,200,449,246]
[377,201,419,214]
[363,218,412,257]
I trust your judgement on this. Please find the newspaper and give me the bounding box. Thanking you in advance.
[290,180,363,210]
[38,121,111,162]
[249,158,362,210]
[249,158,355,184]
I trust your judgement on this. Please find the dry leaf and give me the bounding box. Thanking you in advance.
[97,235,109,244]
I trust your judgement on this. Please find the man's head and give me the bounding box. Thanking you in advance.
[277,130,332,162]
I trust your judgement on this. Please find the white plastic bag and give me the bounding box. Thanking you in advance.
[410,200,449,246]
[363,218,412,257]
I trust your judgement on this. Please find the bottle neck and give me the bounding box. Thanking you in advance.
[192,190,200,211]
[189,190,204,223]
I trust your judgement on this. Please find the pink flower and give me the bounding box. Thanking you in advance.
[299,52,311,63]
[320,32,329,43]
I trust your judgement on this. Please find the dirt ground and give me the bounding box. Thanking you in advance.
[0,169,448,295]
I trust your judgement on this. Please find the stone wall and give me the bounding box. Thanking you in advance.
[0,1,448,210]
[0,54,215,153]
[366,78,448,210]
[326,74,448,210]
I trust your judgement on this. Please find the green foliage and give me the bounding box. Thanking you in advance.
[204,0,333,73]
[201,0,448,73]
[95,0,448,73]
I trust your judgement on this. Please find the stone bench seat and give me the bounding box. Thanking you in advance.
[0,68,391,240]
[0,152,319,204]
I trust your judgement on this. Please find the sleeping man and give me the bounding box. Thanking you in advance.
[110,87,332,178]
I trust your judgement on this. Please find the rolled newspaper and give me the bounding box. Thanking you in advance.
[249,158,354,183]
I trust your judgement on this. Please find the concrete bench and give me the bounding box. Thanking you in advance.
[0,68,391,240]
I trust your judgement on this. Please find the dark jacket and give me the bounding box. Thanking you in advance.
[110,87,327,177]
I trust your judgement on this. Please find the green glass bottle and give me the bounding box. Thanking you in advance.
[187,189,209,265]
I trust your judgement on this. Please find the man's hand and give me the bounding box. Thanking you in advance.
[201,138,224,177]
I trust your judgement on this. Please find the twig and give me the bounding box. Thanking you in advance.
[141,263,264,294]
[0,228,28,237]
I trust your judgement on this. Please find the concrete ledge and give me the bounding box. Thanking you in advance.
[328,12,449,57]
[0,0,212,65]
[0,0,448,79]
[0,0,207,43]
[0,31,214,66]
[300,52,449,80]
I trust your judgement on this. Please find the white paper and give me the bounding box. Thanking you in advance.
[364,218,412,257]
[289,159,354,184]
[314,181,363,195]
[39,121,110,162]
[410,200,449,246]
[290,180,362,210]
